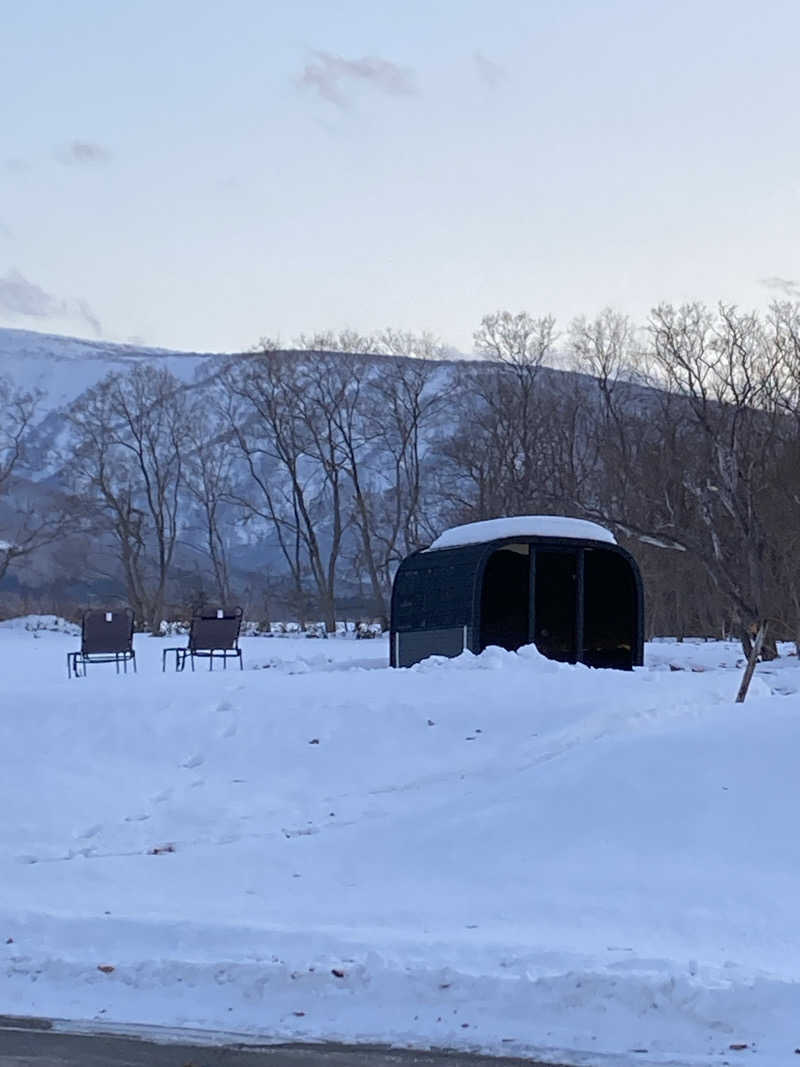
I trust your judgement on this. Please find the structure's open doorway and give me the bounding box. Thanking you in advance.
[476,544,638,668]
[533,548,578,662]
[583,547,637,668]
[478,546,530,652]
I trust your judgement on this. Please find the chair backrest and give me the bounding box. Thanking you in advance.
[188,607,243,651]
[81,608,135,655]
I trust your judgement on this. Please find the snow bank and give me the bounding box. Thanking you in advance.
[428,515,616,551]
[1,626,800,1064]
[0,613,80,635]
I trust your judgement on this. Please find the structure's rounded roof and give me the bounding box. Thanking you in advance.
[426,515,616,552]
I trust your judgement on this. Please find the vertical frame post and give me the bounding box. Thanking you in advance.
[528,546,537,647]
[576,548,585,665]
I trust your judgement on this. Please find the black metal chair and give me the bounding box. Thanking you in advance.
[67,608,136,679]
[162,607,244,672]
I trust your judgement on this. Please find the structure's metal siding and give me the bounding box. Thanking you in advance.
[395,627,469,668]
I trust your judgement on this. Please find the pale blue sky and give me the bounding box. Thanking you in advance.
[2,0,800,352]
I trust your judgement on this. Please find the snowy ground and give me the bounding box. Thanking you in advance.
[2,619,800,1065]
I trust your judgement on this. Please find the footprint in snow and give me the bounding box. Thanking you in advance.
[181,754,204,769]
[150,788,173,804]
[76,824,103,840]
[67,846,95,860]
[124,813,150,823]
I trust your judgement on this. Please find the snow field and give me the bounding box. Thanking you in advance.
[1,621,800,1064]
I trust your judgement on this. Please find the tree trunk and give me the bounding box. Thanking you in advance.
[760,635,779,661]
[321,596,336,635]
[736,620,767,703]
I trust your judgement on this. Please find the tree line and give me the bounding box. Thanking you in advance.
[2,304,800,655]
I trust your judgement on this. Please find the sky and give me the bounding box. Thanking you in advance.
[2,0,800,354]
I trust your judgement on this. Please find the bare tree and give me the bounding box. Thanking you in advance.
[293,328,377,354]
[68,365,188,631]
[570,303,793,658]
[0,377,77,585]
[439,310,561,522]
[340,348,450,614]
[474,310,557,372]
[366,350,451,556]
[183,397,236,607]
[223,330,454,623]
[220,349,348,631]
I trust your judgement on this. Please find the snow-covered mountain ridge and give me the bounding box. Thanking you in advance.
[0,326,232,409]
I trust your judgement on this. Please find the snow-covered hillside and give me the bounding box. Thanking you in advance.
[2,624,799,1065]
[0,326,228,410]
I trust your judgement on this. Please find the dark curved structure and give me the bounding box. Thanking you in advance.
[390,521,644,670]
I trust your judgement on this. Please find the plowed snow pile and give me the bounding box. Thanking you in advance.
[1,621,799,1065]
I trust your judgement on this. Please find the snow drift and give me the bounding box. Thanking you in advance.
[1,623,799,1065]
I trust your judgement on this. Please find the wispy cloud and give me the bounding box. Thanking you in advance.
[0,221,12,240]
[297,51,416,109]
[55,140,112,166]
[0,269,102,336]
[759,276,800,299]
[473,51,506,89]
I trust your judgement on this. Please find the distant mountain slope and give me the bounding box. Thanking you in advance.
[0,326,233,410]
[0,325,661,611]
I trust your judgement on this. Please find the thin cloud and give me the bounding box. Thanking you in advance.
[0,268,102,336]
[56,140,112,166]
[759,276,800,299]
[473,50,506,89]
[0,221,11,240]
[297,50,416,109]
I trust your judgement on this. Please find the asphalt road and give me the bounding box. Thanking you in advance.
[0,1020,566,1067]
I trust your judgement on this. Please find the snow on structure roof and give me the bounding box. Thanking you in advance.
[427,515,616,551]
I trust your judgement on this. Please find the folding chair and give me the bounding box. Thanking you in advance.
[162,607,244,672]
[67,608,136,678]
